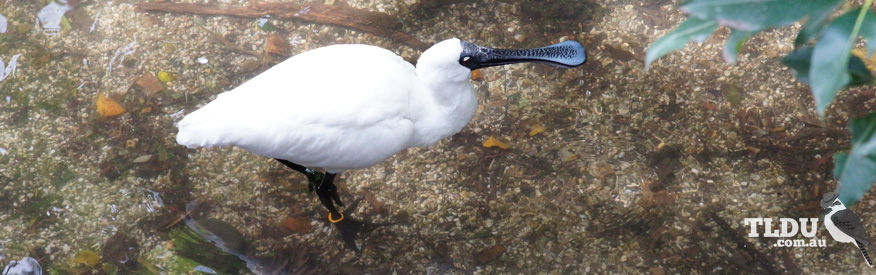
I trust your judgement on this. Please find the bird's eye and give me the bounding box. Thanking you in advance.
[834,201,841,205]
[462,56,471,63]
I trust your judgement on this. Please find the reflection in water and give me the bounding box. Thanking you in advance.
[107,36,138,76]
[183,201,261,274]
[175,201,319,274]
[0,54,21,82]
[0,13,7,33]
[89,10,100,33]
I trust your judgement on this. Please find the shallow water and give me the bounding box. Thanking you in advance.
[0,0,872,273]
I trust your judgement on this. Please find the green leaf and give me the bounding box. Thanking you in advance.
[852,113,876,146]
[781,46,873,86]
[810,8,876,116]
[848,54,875,86]
[835,113,876,206]
[645,17,719,70]
[680,0,842,31]
[833,153,848,181]
[782,47,814,83]
[859,12,876,56]
[722,29,754,63]
[795,3,841,46]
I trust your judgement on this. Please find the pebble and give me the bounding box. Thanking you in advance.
[475,244,505,265]
[132,154,152,163]
[588,161,614,179]
[281,217,313,233]
[558,148,578,162]
[513,33,526,42]
[135,73,164,95]
[471,69,484,81]
[265,34,291,55]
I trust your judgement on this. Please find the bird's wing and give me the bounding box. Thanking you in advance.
[832,209,871,247]
[176,44,418,170]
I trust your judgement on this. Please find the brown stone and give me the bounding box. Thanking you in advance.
[135,73,164,95]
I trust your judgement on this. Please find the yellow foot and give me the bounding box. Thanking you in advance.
[328,212,344,223]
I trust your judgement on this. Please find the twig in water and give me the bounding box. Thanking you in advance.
[135,1,428,51]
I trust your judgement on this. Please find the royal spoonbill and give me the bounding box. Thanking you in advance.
[176,38,586,222]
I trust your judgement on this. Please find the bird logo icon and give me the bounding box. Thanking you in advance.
[822,191,873,267]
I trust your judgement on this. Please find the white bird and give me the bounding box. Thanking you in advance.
[176,38,586,222]
[822,191,873,267]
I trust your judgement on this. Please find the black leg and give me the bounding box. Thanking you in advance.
[275,158,309,174]
[275,159,322,192]
[315,173,344,220]
[275,159,344,221]
[275,160,389,253]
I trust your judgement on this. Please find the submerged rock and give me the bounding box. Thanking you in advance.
[36,0,73,35]
[475,244,505,265]
[2,257,42,275]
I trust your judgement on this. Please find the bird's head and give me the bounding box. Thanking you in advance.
[417,38,471,83]
[821,191,846,214]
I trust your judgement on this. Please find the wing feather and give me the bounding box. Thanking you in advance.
[177,44,417,171]
[832,209,870,247]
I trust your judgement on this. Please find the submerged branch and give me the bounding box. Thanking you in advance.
[135,2,428,51]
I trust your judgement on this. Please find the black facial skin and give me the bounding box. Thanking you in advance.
[458,40,587,70]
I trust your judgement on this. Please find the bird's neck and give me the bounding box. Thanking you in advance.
[408,72,477,147]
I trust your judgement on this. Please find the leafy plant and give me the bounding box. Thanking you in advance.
[646,0,876,206]
[834,113,876,206]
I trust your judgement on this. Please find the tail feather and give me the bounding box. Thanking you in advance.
[175,96,241,148]
[857,240,873,267]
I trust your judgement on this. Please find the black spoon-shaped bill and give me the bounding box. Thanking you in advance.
[459,40,587,70]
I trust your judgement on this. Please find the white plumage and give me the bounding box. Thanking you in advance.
[176,37,586,221]
[176,38,476,172]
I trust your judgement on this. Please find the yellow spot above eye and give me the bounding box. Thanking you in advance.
[482,136,510,149]
[96,93,126,118]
